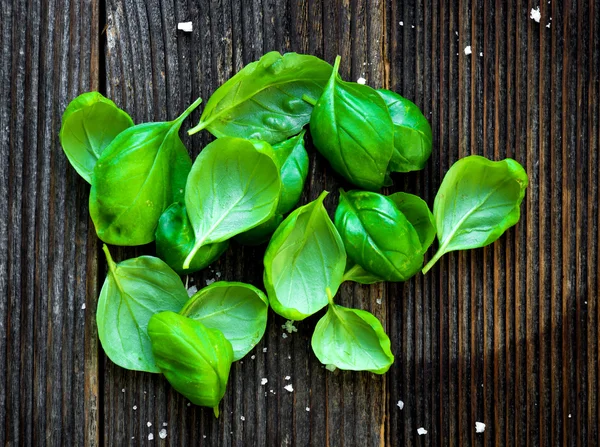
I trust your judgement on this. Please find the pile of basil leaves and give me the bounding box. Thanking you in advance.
[60,52,528,416]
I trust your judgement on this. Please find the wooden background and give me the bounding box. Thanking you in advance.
[1,0,599,445]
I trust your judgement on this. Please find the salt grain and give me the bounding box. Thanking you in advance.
[133,406,137,410]
[376,298,382,305]
[285,376,291,380]
[464,46,472,55]
[148,433,154,441]
[263,347,268,353]
[476,421,486,433]
[81,303,86,310]
[417,427,427,435]
[147,422,152,427]
[122,388,125,393]
[282,333,288,339]
[261,378,268,385]
[411,25,415,28]
[397,400,404,410]
[568,414,572,418]
[546,23,551,28]
[241,416,246,421]
[357,77,367,85]
[480,52,483,57]
[284,384,294,392]
[177,22,193,32]
[162,422,168,427]
[251,355,256,360]
[187,402,191,407]
[399,21,404,26]
[306,407,310,411]
[530,6,541,23]
[159,429,167,439]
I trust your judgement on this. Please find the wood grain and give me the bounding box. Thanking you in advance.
[0,0,599,445]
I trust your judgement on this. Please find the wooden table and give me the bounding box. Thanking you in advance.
[1,1,598,445]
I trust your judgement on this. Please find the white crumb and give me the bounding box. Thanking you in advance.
[399,21,404,26]
[177,22,193,32]
[261,378,268,385]
[530,6,541,22]
[205,279,215,286]
[121,388,125,393]
[284,384,294,392]
[546,23,551,28]
[464,46,472,55]
[81,303,86,309]
[241,416,245,421]
[476,421,486,433]
[282,320,298,333]
[376,298,382,304]
[251,355,256,360]
[455,31,459,36]
[147,422,152,427]
[263,347,268,353]
[357,77,367,85]
[187,285,198,297]
[480,52,483,57]
[162,422,168,427]
[411,25,415,29]
[133,406,137,410]
[148,433,154,441]
[417,427,427,435]
[282,333,288,339]
[568,413,572,418]
[285,376,291,380]
[159,429,167,439]
[187,402,191,407]
[397,400,404,410]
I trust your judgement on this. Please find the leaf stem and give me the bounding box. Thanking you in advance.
[325,287,335,306]
[301,94,317,106]
[174,97,203,126]
[421,249,444,275]
[102,244,117,274]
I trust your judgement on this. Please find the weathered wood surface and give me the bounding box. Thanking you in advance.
[0,0,599,445]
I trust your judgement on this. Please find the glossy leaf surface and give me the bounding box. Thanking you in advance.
[183,137,281,268]
[97,245,189,373]
[189,52,332,144]
[310,56,393,190]
[422,155,528,274]
[342,261,384,285]
[148,311,233,415]
[334,190,423,282]
[90,98,202,246]
[388,192,436,251]
[180,281,268,360]
[59,92,134,183]
[155,202,228,275]
[263,191,346,320]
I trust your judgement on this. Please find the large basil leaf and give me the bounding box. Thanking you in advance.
[59,92,134,183]
[97,245,189,373]
[334,190,423,282]
[235,132,309,245]
[387,192,436,251]
[148,311,233,416]
[311,294,394,374]
[377,89,432,173]
[422,155,528,274]
[180,281,268,360]
[309,56,394,190]
[90,97,202,246]
[155,202,228,275]
[188,52,332,144]
[263,191,346,320]
[183,137,281,268]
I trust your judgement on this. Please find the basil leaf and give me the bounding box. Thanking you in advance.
[334,190,423,282]
[97,245,189,373]
[155,202,228,274]
[235,132,309,246]
[189,52,332,144]
[183,137,281,268]
[377,89,432,173]
[263,191,346,320]
[148,311,233,416]
[342,261,384,285]
[311,293,394,374]
[309,56,394,190]
[59,92,134,183]
[90,98,202,246]
[180,281,268,360]
[422,155,529,274]
[387,192,436,251]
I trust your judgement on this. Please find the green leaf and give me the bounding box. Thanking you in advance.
[89,97,202,246]
[180,281,269,360]
[233,214,284,246]
[59,92,134,183]
[422,155,529,274]
[311,293,394,374]
[387,192,436,251]
[334,190,423,282]
[189,52,332,144]
[309,56,394,190]
[97,245,189,373]
[342,261,384,285]
[377,89,432,173]
[148,311,233,415]
[155,202,228,274]
[183,137,281,268]
[263,191,346,320]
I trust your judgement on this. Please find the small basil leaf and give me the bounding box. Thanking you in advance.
[334,190,423,282]
[263,191,346,320]
[59,92,134,183]
[183,137,281,268]
[148,311,233,416]
[377,89,432,173]
[189,52,332,144]
[422,155,528,273]
[309,56,394,190]
[97,245,189,373]
[387,192,436,251]
[180,281,269,360]
[342,261,384,285]
[155,202,228,274]
[90,97,202,246]
[311,296,394,374]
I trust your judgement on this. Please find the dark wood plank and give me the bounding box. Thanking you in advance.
[0,0,101,446]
